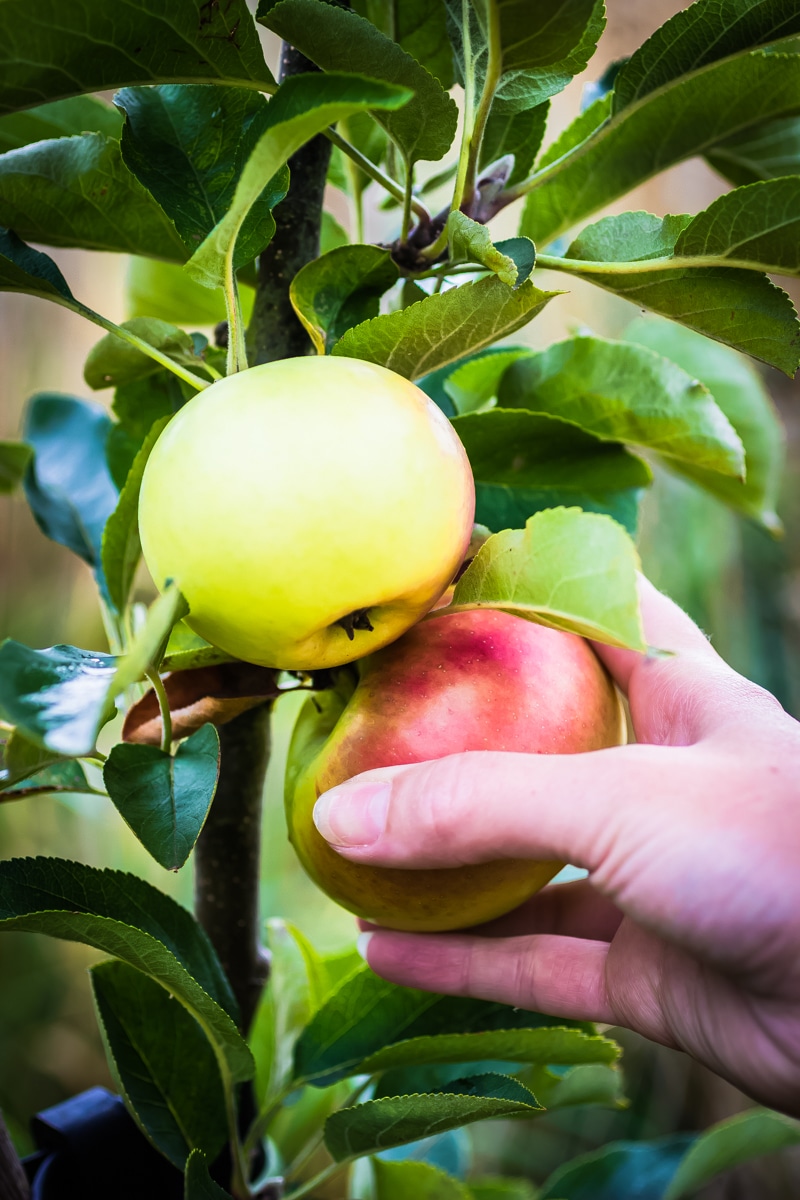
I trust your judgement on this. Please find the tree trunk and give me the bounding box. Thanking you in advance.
[247,41,333,365]
[194,704,272,1033]
[0,1112,29,1200]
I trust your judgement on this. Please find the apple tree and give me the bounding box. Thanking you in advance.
[1,0,800,1197]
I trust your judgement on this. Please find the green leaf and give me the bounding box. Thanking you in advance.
[85,319,198,390]
[564,180,800,275]
[475,480,644,537]
[290,245,399,354]
[360,1026,618,1076]
[161,624,236,674]
[269,1079,352,1167]
[523,1061,626,1111]
[447,213,534,286]
[454,409,652,493]
[451,507,645,650]
[624,317,785,531]
[104,724,220,871]
[0,227,75,301]
[126,258,255,327]
[373,1158,471,1200]
[0,613,188,760]
[284,926,361,1016]
[333,276,559,379]
[0,730,63,789]
[558,211,800,375]
[352,0,455,89]
[520,53,800,249]
[0,134,187,259]
[0,95,122,153]
[111,368,190,446]
[539,1135,697,1200]
[22,393,118,579]
[0,857,251,1082]
[91,960,227,1170]
[184,1150,232,1199]
[102,417,171,614]
[117,85,290,269]
[480,102,549,187]
[566,210,692,262]
[0,441,32,493]
[0,642,116,756]
[663,1109,800,1200]
[444,347,535,413]
[325,1074,540,1161]
[294,965,597,1087]
[187,72,412,289]
[262,0,457,164]
[249,919,314,1110]
[446,0,605,113]
[674,176,800,273]
[0,756,93,800]
[536,91,612,171]
[613,0,800,112]
[497,336,745,477]
[321,210,350,254]
[706,113,800,184]
[469,1177,537,1200]
[0,0,274,115]
[111,584,190,695]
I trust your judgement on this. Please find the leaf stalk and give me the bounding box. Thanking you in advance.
[145,668,172,754]
[324,126,431,224]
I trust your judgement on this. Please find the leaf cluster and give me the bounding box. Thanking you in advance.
[1,1,800,1196]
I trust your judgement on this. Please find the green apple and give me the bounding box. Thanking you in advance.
[138,357,475,669]
[286,607,627,932]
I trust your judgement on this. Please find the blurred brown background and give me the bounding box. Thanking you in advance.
[1,1,799,1193]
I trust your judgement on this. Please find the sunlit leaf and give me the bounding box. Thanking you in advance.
[333,277,559,379]
[451,507,645,650]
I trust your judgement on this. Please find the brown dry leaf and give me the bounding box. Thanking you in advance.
[123,663,283,745]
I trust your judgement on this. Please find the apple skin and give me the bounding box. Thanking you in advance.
[285,608,626,932]
[138,357,475,670]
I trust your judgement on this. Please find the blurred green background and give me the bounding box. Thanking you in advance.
[1,0,799,1194]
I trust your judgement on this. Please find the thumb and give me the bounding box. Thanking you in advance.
[311,740,708,873]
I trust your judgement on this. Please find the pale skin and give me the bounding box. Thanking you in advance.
[313,580,800,1117]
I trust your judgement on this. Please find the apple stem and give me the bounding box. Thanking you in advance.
[336,607,375,640]
[194,703,272,1034]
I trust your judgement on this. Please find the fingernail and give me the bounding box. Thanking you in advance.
[313,781,391,847]
[356,932,373,961]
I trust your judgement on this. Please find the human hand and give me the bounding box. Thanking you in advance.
[312,580,800,1116]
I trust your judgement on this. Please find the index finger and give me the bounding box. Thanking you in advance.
[593,578,781,744]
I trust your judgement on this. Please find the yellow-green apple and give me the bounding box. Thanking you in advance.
[286,608,626,931]
[138,357,475,670]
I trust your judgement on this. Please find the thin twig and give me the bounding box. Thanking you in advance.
[324,126,431,224]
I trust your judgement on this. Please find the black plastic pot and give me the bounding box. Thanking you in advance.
[23,1087,184,1200]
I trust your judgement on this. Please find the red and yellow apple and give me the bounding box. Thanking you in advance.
[138,357,475,670]
[286,608,626,932]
